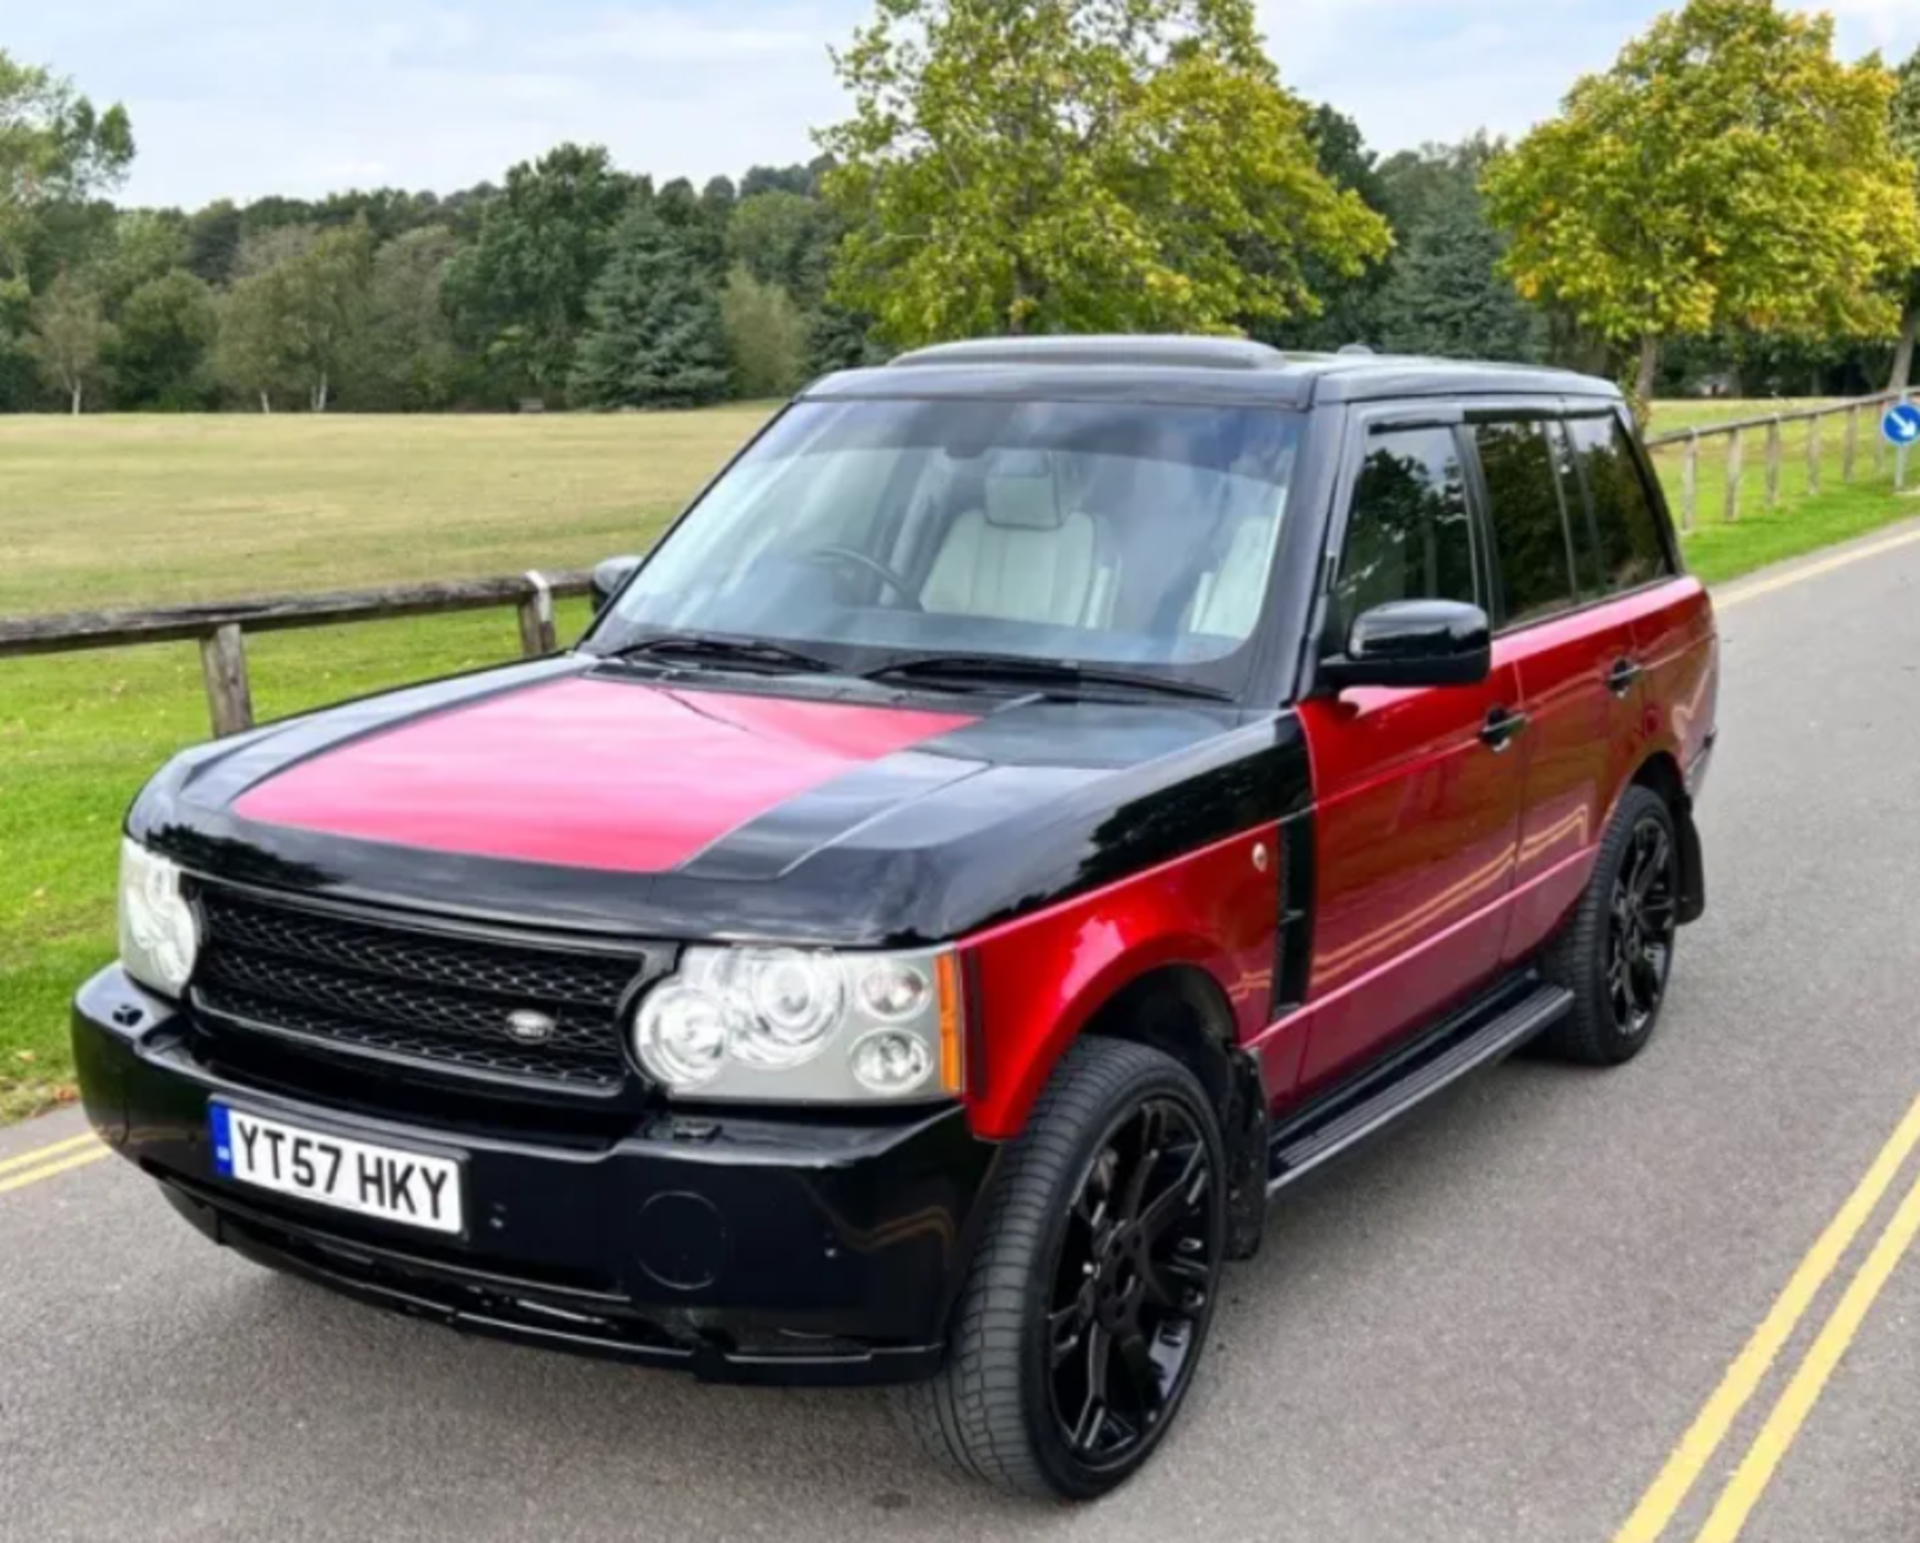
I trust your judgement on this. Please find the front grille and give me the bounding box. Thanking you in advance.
[191,887,658,1094]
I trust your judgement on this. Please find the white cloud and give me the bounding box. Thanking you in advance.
[540,7,825,64]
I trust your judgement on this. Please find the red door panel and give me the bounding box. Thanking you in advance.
[1496,603,1640,963]
[1295,665,1526,1091]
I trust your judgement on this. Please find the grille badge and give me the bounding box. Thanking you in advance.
[505,1009,559,1045]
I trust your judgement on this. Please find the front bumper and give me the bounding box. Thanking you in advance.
[74,967,1001,1385]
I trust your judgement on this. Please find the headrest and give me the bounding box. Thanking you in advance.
[984,452,1064,530]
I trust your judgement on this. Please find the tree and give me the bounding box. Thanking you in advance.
[1260,105,1393,350]
[24,268,113,412]
[729,190,838,304]
[343,226,466,410]
[1485,0,1920,405]
[110,268,218,407]
[185,200,243,286]
[569,204,730,409]
[213,222,373,410]
[441,143,634,399]
[720,267,808,398]
[1375,145,1542,362]
[96,209,189,310]
[1889,47,1920,390]
[817,0,1391,345]
[0,50,134,286]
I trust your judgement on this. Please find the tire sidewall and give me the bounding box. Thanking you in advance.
[1016,1049,1228,1500]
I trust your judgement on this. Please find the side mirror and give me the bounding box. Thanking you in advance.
[590,555,643,614]
[1319,600,1492,691]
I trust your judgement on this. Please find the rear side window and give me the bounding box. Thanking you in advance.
[1333,427,1478,626]
[1475,421,1579,627]
[1566,415,1676,593]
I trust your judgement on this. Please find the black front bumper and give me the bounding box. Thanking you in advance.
[74,967,1001,1385]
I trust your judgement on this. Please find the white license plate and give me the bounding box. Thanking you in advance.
[211,1103,464,1236]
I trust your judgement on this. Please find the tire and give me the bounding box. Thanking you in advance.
[1537,785,1682,1066]
[892,1037,1227,1500]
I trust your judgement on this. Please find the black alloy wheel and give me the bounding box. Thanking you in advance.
[893,1037,1227,1499]
[1539,783,1683,1066]
[1607,813,1678,1039]
[1044,1097,1219,1470]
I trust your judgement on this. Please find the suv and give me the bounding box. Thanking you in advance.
[77,337,1716,1500]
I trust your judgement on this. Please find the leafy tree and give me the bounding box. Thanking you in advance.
[441,143,634,399]
[185,199,243,286]
[214,222,373,410]
[1376,147,1542,362]
[729,190,838,304]
[343,226,466,410]
[24,268,114,412]
[214,271,301,412]
[1260,105,1393,350]
[1889,47,1920,390]
[569,204,730,409]
[0,50,134,287]
[96,209,190,310]
[1485,0,1920,405]
[817,0,1391,344]
[109,268,218,407]
[720,266,807,398]
[655,177,727,278]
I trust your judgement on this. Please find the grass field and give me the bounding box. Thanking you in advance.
[2,401,1915,1121]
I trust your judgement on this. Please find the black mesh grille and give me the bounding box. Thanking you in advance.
[192,889,655,1094]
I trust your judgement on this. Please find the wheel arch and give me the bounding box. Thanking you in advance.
[1077,963,1271,1260]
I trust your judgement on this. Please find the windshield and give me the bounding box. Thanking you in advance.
[591,397,1301,688]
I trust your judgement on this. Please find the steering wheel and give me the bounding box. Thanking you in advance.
[805,546,923,611]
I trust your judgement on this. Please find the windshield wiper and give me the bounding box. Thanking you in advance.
[601,632,841,677]
[862,653,1233,703]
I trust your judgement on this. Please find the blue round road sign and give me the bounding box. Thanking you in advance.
[1886,403,1920,447]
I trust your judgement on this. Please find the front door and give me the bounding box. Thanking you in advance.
[1295,414,1528,1092]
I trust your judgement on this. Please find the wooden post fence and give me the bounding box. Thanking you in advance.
[1765,416,1784,510]
[0,570,593,739]
[1723,426,1744,523]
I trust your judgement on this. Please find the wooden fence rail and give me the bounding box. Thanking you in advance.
[0,570,593,738]
[1645,390,1915,532]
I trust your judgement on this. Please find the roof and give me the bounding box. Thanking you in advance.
[804,334,1621,408]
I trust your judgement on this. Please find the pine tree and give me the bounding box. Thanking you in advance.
[1378,186,1543,363]
[568,205,730,409]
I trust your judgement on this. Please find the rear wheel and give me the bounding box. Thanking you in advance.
[1539,785,1681,1066]
[892,1038,1225,1499]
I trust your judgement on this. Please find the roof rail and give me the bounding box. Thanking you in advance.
[889,335,1290,372]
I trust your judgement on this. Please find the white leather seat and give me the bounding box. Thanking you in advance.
[921,463,1117,627]
[1187,513,1278,639]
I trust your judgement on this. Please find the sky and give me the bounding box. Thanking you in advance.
[8,0,1920,210]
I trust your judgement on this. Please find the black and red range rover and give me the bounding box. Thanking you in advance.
[78,337,1716,1498]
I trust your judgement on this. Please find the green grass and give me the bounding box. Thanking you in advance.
[1,402,1914,1122]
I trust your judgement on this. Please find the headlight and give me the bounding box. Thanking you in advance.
[633,945,963,1104]
[118,839,200,997]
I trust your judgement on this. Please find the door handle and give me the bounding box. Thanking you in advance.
[1607,658,1644,698]
[1480,706,1529,754]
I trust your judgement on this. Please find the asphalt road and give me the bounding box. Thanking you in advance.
[8,517,1920,1543]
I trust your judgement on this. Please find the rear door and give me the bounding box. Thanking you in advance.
[1295,409,1527,1090]
[1468,411,1646,965]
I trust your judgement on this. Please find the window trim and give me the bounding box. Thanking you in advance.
[1314,403,1484,663]
[1560,406,1684,586]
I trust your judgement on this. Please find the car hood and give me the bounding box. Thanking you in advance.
[132,657,1307,946]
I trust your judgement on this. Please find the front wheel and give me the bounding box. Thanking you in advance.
[892,1038,1226,1499]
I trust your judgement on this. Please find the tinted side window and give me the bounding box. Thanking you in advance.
[1476,421,1578,626]
[1566,415,1675,592]
[1334,427,1477,627]
[1548,422,1606,600]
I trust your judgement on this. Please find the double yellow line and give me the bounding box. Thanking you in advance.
[0,1131,109,1197]
[1616,1091,1920,1541]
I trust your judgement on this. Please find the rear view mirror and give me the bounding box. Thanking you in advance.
[590,556,644,614]
[1320,600,1492,691]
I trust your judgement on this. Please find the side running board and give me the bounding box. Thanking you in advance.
[1267,981,1573,1196]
